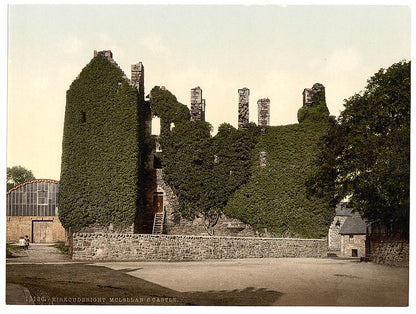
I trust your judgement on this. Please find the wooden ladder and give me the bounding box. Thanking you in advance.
[152,210,165,234]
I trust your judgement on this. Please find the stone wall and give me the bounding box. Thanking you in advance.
[328,216,349,251]
[72,233,327,261]
[302,83,325,106]
[6,216,66,244]
[370,241,409,267]
[156,169,260,237]
[340,234,366,258]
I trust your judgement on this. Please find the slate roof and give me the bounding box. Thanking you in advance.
[339,216,367,235]
[335,202,355,216]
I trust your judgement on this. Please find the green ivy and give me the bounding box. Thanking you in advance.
[59,55,149,230]
[297,88,329,123]
[151,85,332,238]
[224,121,333,238]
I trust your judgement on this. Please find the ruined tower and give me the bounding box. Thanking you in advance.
[238,88,250,129]
[257,98,270,134]
[190,87,206,121]
[302,83,325,106]
[60,50,147,232]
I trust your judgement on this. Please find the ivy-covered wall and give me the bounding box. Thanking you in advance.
[224,88,333,238]
[224,121,333,238]
[152,85,332,238]
[59,55,149,230]
[60,60,332,239]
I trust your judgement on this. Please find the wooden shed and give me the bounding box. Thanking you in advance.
[6,179,66,244]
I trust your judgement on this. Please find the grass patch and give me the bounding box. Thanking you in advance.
[52,243,70,255]
[6,244,24,258]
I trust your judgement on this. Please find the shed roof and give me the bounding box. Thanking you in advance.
[339,216,367,235]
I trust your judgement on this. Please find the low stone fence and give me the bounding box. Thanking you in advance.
[72,233,327,261]
[370,240,409,267]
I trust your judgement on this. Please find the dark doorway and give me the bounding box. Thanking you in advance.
[352,249,358,257]
[154,155,162,169]
[153,192,164,214]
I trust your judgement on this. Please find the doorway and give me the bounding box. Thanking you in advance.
[352,249,358,257]
[153,192,164,214]
[32,220,53,243]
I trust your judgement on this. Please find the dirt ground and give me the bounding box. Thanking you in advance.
[6,245,409,306]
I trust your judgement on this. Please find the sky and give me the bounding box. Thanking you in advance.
[5,3,412,181]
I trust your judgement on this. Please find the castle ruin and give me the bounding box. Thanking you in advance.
[302,83,325,106]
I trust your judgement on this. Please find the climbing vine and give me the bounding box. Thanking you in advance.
[150,85,333,237]
[60,55,149,230]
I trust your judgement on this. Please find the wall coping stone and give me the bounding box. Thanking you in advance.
[73,232,326,242]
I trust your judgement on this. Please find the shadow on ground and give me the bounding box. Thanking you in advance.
[6,263,282,306]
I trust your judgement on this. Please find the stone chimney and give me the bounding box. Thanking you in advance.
[238,88,250,129]
[190,87,206,122]
[257,98,270,134]
[131,62,144,98]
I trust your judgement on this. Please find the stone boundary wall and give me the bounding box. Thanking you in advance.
[72,233,327,261]
[370,240,409,267]
[6,216,66,244]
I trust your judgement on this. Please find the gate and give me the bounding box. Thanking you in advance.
[32,220,53,243]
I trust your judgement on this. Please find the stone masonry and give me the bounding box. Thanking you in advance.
[72,233,327,261]
[156,169,259,237]
[131,62,144,98]
[6,216,66,244]
[370,241,409,267]
[257,98,270,134]
[302,83,325,106]
[340,234,366,258]
[238,88,250,129]
[190,87,206,121]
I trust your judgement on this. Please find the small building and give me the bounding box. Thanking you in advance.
[339,216,368,258]
[6,179,66,244]
[328,202,355,251]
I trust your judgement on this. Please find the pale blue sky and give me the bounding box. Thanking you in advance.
[7,4,412,180]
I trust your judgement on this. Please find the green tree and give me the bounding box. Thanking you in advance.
[313,60,410,233]
[7,166,35,190]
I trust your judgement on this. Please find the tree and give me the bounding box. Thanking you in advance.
[312,60,410,234]
[7,166,35,190]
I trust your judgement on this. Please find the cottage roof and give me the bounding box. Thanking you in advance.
[339,216,367,235]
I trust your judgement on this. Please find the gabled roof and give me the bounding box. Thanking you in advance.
[335,202,355,216]
[339,216,367,235]
[73,50,130,85]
